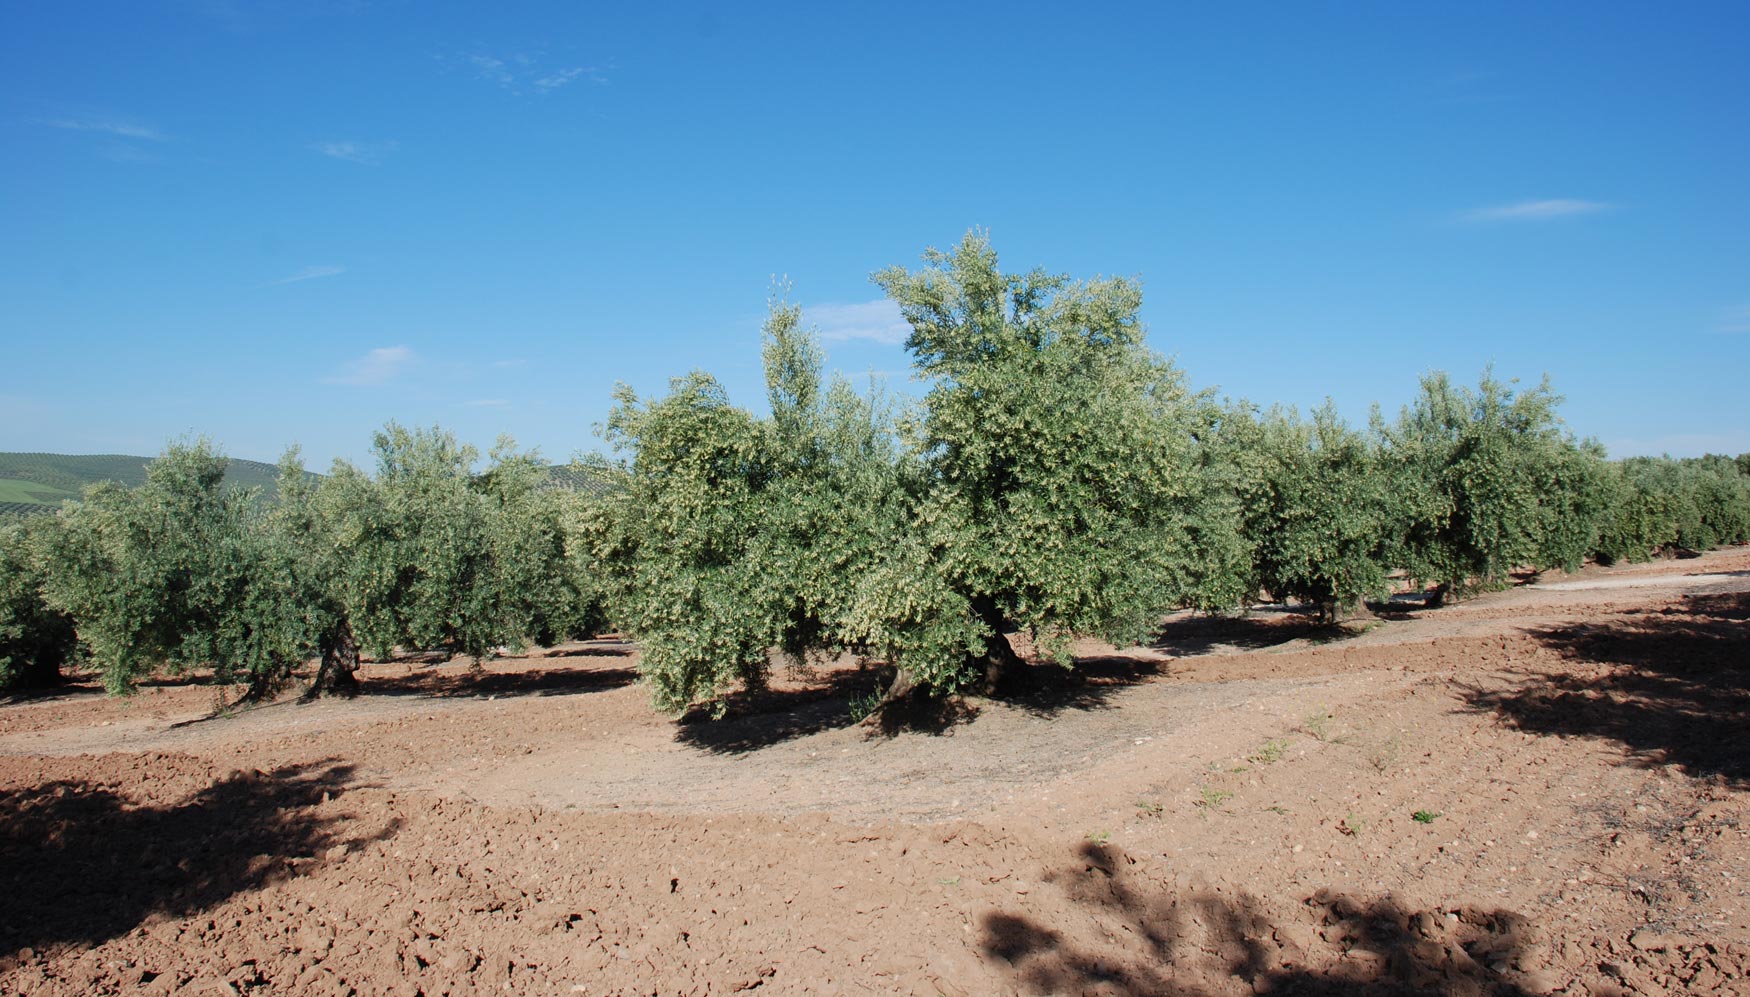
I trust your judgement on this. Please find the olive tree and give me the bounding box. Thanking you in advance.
[1229,403,1399,621]
[0,515,79,691]
[1381,371,1576,603]
[874,233,1229,690]
[321,425,500,662]
[38,441,304,696]
[605,235,1240,714]
[592,300,936,712]
[319,424,597,667]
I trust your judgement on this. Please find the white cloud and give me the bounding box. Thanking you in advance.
[325,346,414,387]
[1464,199,1610,222]
[806,299,910,345]
[469,53,514,87]
[264,265,345,287]
[1714,306,1750,335]
[46,116,165,141]
[459,52,607,95]
[316,139,396,165]
[533,67,587,91]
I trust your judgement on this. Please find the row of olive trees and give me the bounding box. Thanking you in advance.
[3,233,1747,707]
[599,233,1750,712]
[0,426,605,696]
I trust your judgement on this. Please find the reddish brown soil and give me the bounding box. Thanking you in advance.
[3,549,1749,995]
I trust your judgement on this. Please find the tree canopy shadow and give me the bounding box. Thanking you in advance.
[359,660,639,700]
[997,654,1164,718]
[675,651,1167,755]
[981,841,1540,995]
[1467,589,1750,784]
[0,759,397,959]
[1149,611,1366,657]
[672,666,881,754]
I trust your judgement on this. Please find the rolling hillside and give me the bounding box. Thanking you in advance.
[0,452,293,518]
[0,453,620,517]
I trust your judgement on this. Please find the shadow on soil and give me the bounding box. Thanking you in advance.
[1148,611,1362,657]
[360,661,639,700]
[677,607,1377,757]
[981,841,1540,996]
[672,666,880,754]
[1468,590,1750,784]
[0,760,397,958]
[676,652,1173,755]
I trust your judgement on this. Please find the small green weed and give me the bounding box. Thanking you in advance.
[1086,830,1111,844]
[1136,800,1163,817]
[1411,810,1440,824]
[1196,786,1233,810]
[1251,739,1289,764]
[1337,812,1365,836]
[848,689,885,723]
[1301,709,1334,742]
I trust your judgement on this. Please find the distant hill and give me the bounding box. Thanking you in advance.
[0,452,292,518]
[0,452,621,518]
[543,462,622,497]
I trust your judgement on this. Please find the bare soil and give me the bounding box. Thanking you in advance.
[3,549,1749,995]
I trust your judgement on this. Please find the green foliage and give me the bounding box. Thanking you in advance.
[593,299,938,712]
[1227,402,1398,620]
[318,424,595,664]
[603,235,1242,713]
[12,244,1744,721]
[37,440,304,696]
[875,233,1229,673]
[0,516,79,690]
[1411,810,1440,824]
[1381,371,1588,598]
[1595,454,1750,561]
[1533,439,1615,572]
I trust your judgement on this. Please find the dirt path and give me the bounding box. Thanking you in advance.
[3,548,1749,995]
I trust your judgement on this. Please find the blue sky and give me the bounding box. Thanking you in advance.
[2,1,1745,468]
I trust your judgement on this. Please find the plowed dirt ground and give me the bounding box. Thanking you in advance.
[3,548,1749,995]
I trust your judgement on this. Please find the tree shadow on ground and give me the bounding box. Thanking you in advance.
[1467,590,1750,785]
[981,841,1540,996]
[0,760,397,959]
[672,666,883,754]
[359,660,639,701]
[676,650,1175,755]
[1149,611,1365,657]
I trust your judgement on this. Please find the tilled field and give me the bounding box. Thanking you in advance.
[3,548,1748,995]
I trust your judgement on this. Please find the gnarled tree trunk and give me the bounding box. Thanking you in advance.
[305,615,360,700]
[1425,581,1453,609]
[970,594,1022,694]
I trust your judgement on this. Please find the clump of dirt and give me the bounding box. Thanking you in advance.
[1,548,1747,995]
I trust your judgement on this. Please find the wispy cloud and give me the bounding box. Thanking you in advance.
[264,265,345,287]
[1714,305,1750,335]
[806,299,910,345]
[45,116,166,141]
[1464,199,1611,222]
[533,67,587,91]
[325,346,414,387]
[315,139,397,165]
[456,52,609,95]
